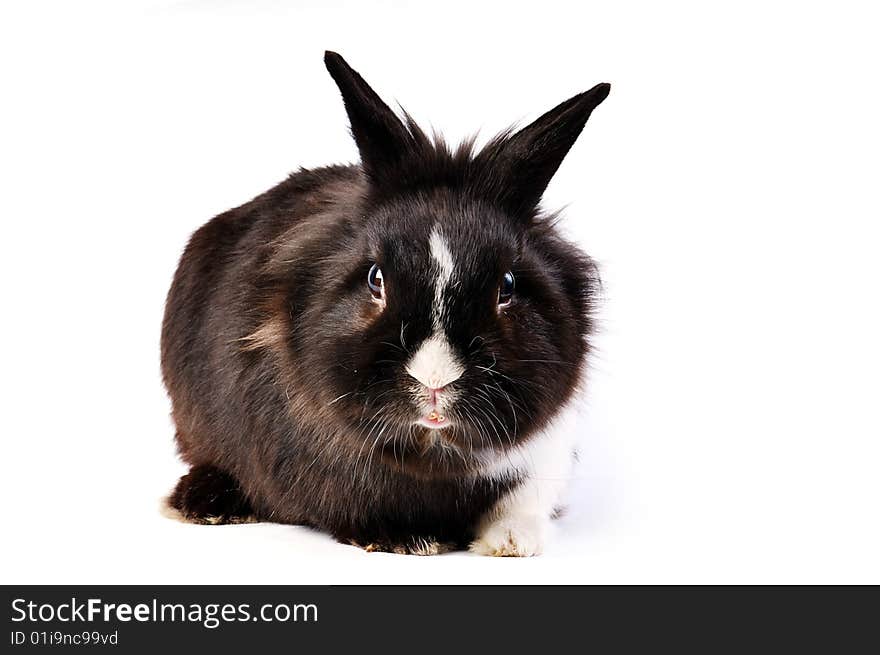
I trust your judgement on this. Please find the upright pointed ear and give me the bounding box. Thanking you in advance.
[475,82,610,220]
[324,51,419,188]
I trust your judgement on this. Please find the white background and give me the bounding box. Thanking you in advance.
[2,1,878,584]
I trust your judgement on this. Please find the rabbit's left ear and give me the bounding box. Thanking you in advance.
[476,83,610,221]
[324,51,421,188]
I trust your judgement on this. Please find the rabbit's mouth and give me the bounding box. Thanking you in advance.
[415,410,451,430]
[407,379,457,430]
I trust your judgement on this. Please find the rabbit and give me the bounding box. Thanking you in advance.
[161,51,609,556]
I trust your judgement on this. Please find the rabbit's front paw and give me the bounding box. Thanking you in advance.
[349,536,456,556]
[469,514,546,557]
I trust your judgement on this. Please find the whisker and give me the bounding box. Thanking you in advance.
[399,322,410,354]
[327,392,353,406]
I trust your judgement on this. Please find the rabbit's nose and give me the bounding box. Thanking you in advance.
[425,386,444,407]
[404,333,464,390]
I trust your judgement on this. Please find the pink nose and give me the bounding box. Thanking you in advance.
[427,386,444,406]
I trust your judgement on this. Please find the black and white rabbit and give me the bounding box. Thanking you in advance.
[161,51,609,556]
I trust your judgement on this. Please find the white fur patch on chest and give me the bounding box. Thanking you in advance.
[476,421,576,482]
[471,409,579,551]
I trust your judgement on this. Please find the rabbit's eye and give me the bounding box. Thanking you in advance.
[498,271,515,307]
[367,264,384,301]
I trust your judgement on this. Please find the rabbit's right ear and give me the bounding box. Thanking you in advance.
[324,51,418,188]
[474,82,610,223]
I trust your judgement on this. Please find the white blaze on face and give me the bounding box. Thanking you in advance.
[405,227,464,390]
[406,333,463,389]
[428,227,454,329]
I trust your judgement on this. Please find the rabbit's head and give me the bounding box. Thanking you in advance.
[255,53,608,476]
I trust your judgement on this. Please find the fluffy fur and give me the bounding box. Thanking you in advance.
[160,51,609,555]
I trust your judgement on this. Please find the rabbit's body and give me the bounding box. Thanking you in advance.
[161,52,609,555]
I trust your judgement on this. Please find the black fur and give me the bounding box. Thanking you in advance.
[169,464,254,524]
[161,52,609,551]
